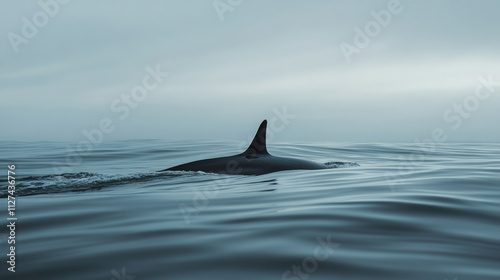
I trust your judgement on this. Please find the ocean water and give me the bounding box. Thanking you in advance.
[0,140,499,280]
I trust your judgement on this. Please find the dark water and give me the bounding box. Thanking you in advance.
[0,140,499,280]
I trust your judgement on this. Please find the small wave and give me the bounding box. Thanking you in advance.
[0,164,359,198]
[0,170,229,198]
[324,161,360,168]
[0,171,167,198]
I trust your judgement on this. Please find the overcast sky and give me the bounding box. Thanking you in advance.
[1,0,499,143]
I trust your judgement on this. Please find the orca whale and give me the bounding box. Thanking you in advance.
[160,120,328,175]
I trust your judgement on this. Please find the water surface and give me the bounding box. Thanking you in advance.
[0,140,499,280]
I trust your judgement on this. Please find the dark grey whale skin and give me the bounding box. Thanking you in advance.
[160,120,327,175]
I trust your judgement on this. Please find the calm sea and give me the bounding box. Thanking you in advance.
[1,140,499,280]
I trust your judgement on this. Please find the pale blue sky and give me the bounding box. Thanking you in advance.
[1,0,499,143]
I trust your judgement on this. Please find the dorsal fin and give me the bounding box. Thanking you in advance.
[242,120,269,156]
